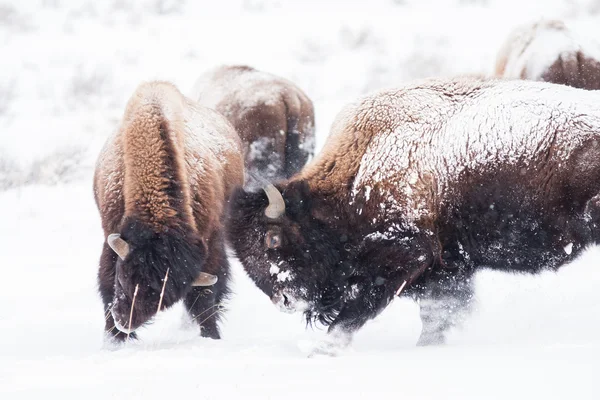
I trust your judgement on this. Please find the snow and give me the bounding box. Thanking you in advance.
[269,261,295,282]
[564,242,574,255]
[248,137,279,171]
[2,0,600,399]
[269,262,281,275]
[276,270,292,283]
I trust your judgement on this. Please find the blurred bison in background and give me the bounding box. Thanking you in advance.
[191,65,315,187]
[228,76,600,355]
[495,19,600,89]
[94,81,244,342]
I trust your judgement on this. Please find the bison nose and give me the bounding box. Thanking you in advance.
[271,290,295,313]
[271,291,289,307]
[111,311,136,334]
[271,290,309,314]
[111,302,143,334]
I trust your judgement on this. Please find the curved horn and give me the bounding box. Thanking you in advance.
[107,233,130,261]
[263,183,285,219]
[192,272,218,287]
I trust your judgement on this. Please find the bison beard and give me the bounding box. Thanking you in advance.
[99,218,230,340]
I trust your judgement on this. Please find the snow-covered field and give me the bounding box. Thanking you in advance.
[2,1,600,398]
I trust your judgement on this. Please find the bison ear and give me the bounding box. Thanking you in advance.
[282,180,311,217]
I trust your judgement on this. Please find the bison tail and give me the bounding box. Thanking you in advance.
[283,114,302,179]
[283,95,314,179]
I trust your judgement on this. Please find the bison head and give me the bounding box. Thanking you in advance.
[107,219,217,334]
[227,180,352,321]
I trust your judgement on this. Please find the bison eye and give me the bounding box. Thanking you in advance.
[265,230,282,249]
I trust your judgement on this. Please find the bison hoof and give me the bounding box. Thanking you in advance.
[416,332,445,347]
[301,333,352,358]
[307,344,345,358]
[102,329,138,350]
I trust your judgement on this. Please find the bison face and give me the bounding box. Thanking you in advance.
[107,219,214,334]
[112,252,171,334]
[228,180,347,317]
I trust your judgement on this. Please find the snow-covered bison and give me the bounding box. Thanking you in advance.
[228,76,600,355]
[94,81,244,342]
[191,65,315,186]
[495,19,600,90]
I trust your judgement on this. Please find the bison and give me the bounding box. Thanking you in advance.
[191,65,315,187]
[495,19,600,89]
[93,81,244,342]
[227,76,600,355]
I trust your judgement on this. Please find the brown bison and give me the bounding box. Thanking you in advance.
[94,81,244,342]
[191,65,315,186]
[495,19,600,89]
[227,76,600,355]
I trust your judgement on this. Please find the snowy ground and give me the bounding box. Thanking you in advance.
[2,1,600,398]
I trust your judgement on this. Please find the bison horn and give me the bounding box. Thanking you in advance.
[263,183,285,219]
[192,272,218,287]
[107,233,130,261]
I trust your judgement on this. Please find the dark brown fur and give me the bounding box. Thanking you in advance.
[541,51,600,90]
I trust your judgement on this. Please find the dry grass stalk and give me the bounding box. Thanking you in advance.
[156,268,170,314]
[395,280,407,297]
[127,284,139,340]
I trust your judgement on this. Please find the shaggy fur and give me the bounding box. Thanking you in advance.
[191,65,315,186]
[228,76,600,349]
[94,81,244,342]
[496,19,600,90]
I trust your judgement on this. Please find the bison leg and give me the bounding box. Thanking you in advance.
[183,239,230,340]
[309,276,406,356]
[98,241,136,343]
[309,236,436,356]
[585,194,600,243]
[416,273,474,346]
[184,287,223,339]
